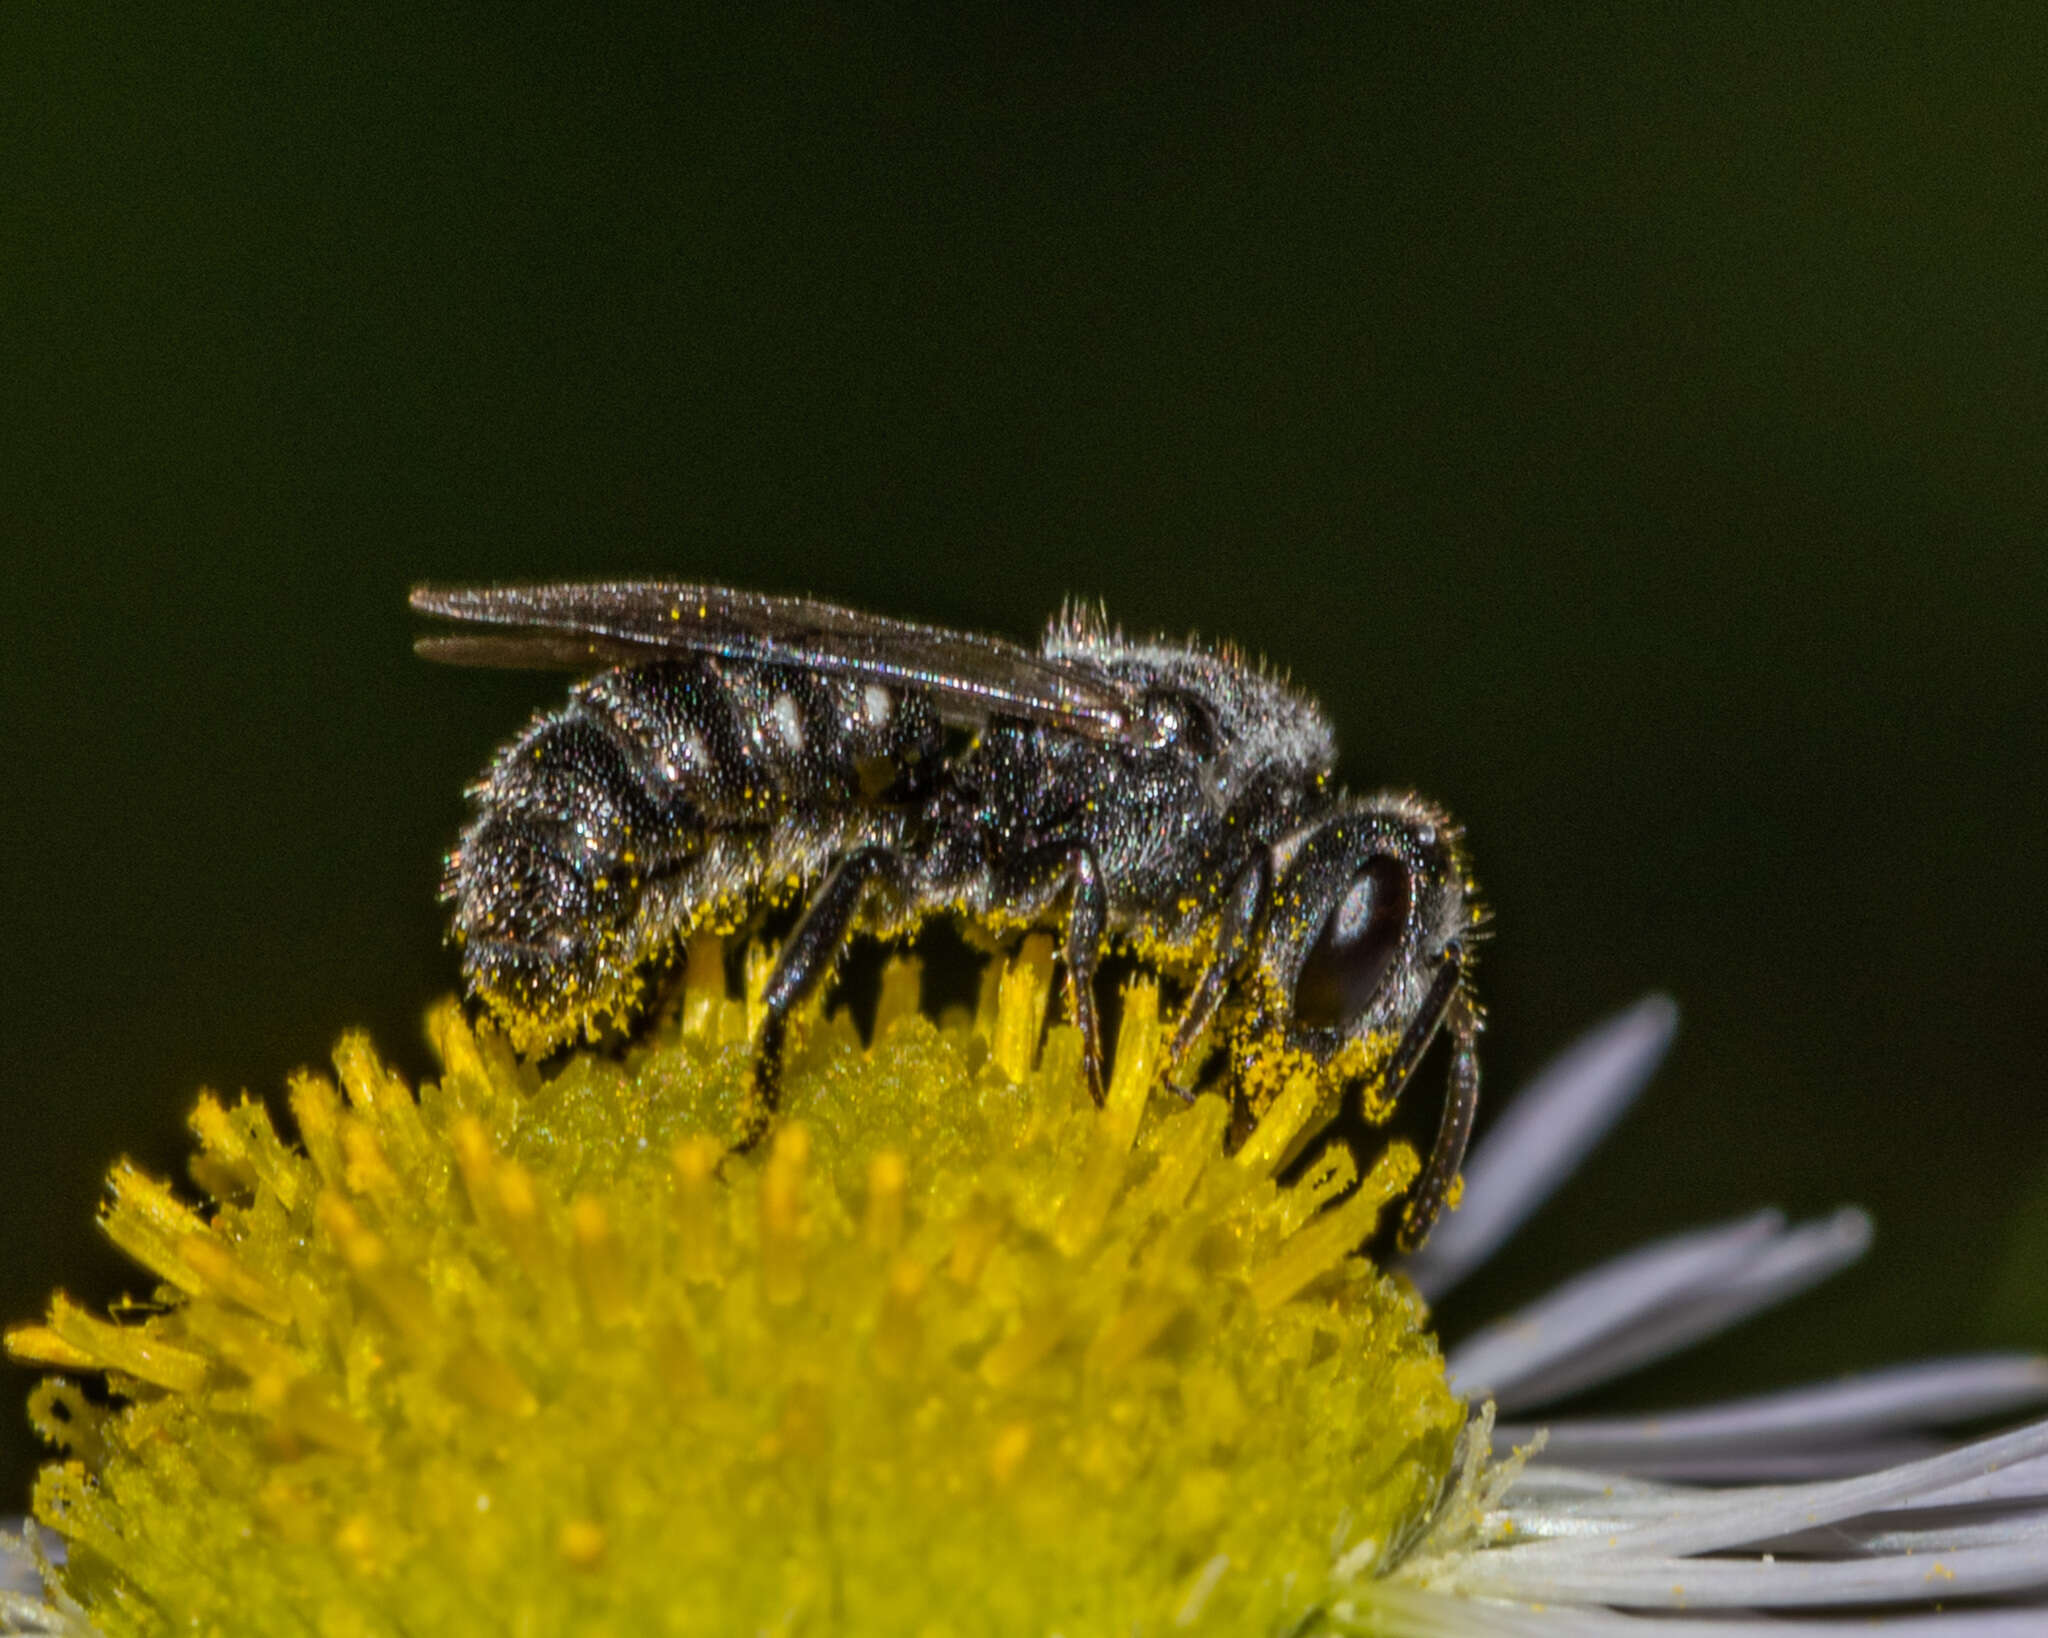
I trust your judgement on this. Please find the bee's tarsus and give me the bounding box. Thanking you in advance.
[1396,967,1482,1253]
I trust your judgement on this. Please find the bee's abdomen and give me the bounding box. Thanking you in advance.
[448,658,942,1048]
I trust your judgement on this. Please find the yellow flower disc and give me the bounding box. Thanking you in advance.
[8,939,1464,1637]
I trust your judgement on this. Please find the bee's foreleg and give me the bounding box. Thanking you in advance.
[1001,842,1109,1106]
[1395,968,1481,1254]
[1165,854,1272,1101]
[740,845,907,1147]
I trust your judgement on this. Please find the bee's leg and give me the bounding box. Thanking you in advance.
[1395,963,1481,1253]
[998,842,1109,1105]
[1165,854,1272,1101]
[740,845,906,1146]
[1060,846,1109,1106]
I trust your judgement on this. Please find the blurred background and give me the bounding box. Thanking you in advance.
[3,4,2045,1504]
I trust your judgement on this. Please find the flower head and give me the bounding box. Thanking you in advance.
[5,963,2046,1635]
[4,938,1462,1635]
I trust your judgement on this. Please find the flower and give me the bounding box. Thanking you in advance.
[4,958,2045,1634]
[1366,996,2048,1633]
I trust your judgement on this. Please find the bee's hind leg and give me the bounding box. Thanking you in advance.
[740,845,907,1147]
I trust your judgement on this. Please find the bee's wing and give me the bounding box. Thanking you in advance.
[411,581,1135,740]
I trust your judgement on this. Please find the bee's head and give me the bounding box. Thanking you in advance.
[1252,794,1479,1090]
[1238,792,1482,1249]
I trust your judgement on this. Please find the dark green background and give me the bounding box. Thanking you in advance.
[4,4,2045,1505]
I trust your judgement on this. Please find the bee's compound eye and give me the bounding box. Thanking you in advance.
[1140,687,1218,755]
[1293,855,1410,1031]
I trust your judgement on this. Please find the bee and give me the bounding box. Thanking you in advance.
[413,581,1483,1247]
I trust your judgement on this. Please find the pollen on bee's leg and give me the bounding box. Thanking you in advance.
[681,933,728,1040]
[991,934,1055,1082]
[759,1123,810,1305]
[870,953,924,1043]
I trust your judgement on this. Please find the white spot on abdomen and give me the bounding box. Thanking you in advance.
[671,731,709,778]
[771,693,805,751]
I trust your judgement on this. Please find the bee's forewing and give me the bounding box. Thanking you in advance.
[411,581,1134,739]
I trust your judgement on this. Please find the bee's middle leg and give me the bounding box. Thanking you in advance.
[742,845,907,1144]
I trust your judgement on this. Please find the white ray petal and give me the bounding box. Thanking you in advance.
[1401,994,1679,1302]
[1511,1438,1950,1483]
[1447,1535,2048,1607]
[1354,1583,2048,1635]
[1490,1416,2048,1561]
[1498,1355,2048,1466]
[1914,1451,2048,1506]
[1445,1209,1784,1401]
[1468,1208,1874,1413]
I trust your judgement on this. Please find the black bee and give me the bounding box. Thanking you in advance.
[412,581,1483,1247]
